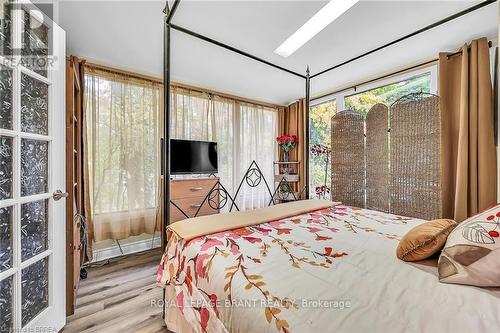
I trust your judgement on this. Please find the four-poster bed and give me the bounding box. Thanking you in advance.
[158,0,499,332]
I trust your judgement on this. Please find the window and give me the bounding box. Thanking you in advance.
[309,100,336,199]
[308,66,437,199]
[345,72,433,114]
[85,67,161,242]
[171,87,278,210]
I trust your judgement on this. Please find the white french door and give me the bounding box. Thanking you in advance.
[0,0,66,331]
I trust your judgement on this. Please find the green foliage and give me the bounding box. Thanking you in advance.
[310,101,336,146]
[345,73,431,114]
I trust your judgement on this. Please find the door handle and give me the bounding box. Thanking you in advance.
[190,204,202,209]
[190,187,203,191]
[53,190,69,201]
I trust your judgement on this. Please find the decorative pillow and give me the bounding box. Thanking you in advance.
[397,219,458,262]
[438,204,500,287]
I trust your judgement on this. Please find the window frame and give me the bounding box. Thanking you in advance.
[307,64,438,199]
[310,64,438,110]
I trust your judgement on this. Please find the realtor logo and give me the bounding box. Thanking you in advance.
[1,1,56,74]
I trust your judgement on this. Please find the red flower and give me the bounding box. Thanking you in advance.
[276,135,298,144]
[277,135,298,153]
[488,230,499,238]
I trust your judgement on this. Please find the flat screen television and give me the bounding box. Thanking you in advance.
[170,139,218,175]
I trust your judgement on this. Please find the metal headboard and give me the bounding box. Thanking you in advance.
[231,160,275,211]
[170,160,299,219]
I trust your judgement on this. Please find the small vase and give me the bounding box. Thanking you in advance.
[283,151,290,174]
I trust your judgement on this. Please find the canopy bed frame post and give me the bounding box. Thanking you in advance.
[162,5,169,320]
[305,66,311,198]
[162,0,181,319]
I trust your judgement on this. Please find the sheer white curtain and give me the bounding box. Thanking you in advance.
[85,68,161,242]
[171,87,277,210]
[234,102,277,210]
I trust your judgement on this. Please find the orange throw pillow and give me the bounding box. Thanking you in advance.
[397,219,458,262]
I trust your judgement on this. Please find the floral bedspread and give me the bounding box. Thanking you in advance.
[156,205,500,333]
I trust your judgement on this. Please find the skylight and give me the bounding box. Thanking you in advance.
[274,0,359,58]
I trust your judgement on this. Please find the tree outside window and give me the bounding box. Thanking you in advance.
[309,100,336,199]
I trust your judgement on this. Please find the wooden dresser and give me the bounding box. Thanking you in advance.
[170,178,220,223]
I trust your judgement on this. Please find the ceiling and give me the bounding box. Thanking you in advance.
[58,0,498,105]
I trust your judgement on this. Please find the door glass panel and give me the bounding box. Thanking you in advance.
[21,199,48,262]
[0,65,13,129]
[21,139,48,196]
[0,135,13,199]
[21,10,48,77]
[21,74,49,135]
[0,0,13,56]
[21,257,49,327]
[0,206,13,272]
[0,275,14,332]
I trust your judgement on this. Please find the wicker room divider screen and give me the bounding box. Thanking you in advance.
[365,103,389,212]
[331,110,366,208]
[331,93,442,220]
[390,94,441,220]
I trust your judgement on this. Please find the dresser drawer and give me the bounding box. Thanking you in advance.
[170,196,219,223]
[171,179,218,199]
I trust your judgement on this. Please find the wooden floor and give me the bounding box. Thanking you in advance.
[63,248,170,333]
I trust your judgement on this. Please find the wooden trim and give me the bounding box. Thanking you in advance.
[65,56,85,316]
[78,58,283,109]
[65,58,75,316]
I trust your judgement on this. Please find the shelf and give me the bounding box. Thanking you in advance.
[274,161,300,165]
[274,174,299,182]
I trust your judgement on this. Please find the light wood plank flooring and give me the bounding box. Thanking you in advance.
[64,248,170,333]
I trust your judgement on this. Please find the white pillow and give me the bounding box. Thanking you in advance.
[438,204,500,287]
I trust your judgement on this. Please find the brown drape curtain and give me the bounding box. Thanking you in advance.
[78,60,94,262]
[278,99,307,194]
[439,37,497,222]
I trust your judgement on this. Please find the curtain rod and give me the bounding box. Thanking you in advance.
[82,59,282,108]
[311,40,494,102]
[310,0,496,79]
[447,40,493,58]
[84,61,163,84]
[173,83,283,109]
